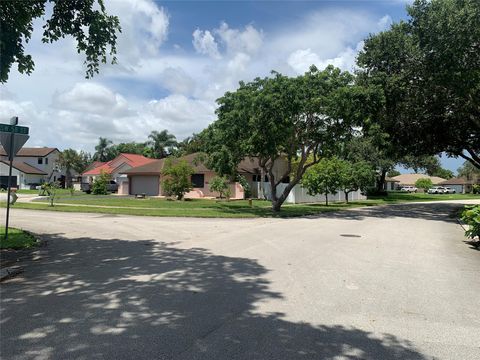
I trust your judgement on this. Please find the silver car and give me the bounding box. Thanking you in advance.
[428,186,447,194]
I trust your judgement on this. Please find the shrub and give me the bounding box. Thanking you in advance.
[461,205,480,242]
[210,176,231,199]
[237,175,251,199]
[92,171,110,195]
[162,159,194,200]
[472,184,480,194]
[42,181,61,206]
[415,178,433,192]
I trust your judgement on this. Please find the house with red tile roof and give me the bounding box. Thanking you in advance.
[82,153,156,193]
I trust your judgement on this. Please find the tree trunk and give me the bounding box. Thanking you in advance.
[344,191,349,203]
[325,193,328,206]
[376,169,387,192]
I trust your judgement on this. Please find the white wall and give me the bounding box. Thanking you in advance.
[254,182,366,204]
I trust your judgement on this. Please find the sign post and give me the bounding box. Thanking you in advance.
[1,117,29,243]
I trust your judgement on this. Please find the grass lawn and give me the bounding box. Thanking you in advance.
[0,226,38,250]
[1,192,478,218]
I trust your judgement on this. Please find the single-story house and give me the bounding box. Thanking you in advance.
[384,177,400,191]
[82,153,156,191]
[122,153,366,203]
[439,177,477,194]
[391,174,446,188]
[122,153,250,198]
[0,147,65,189]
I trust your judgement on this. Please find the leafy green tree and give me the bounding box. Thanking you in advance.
[161,159,194,200]
[302,158,344,206]
[203,66,381,211]
[388,169,401,178]
[58,149,91,188]
[173,133,204,157]
[430,168,454,180]
[209,176,231,199]
[41,181,61,206]
[94,137,116,162]
[358,0,480,169]
[338,160,376,203]
[91,171,110,195]
[0,0,121,83]
[457,161,480,181]
[114,142,148,155]
[148,130,178,159]
[415,178,433,193]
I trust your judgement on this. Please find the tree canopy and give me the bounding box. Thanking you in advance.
[357,0,480,169]
[203,65,381,211]
[0,0,121,83]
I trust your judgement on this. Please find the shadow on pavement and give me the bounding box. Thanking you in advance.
[306,202,465,223]
[1,234,427,360]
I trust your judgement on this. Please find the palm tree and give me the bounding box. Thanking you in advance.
[58,149,83,188]
[94,137,113,162]
[147,130,177,158]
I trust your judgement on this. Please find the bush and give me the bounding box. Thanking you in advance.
[210,176,231,199]
[473,184,480,194]
[461,205,480,242]
[162,159,194,200]
[415,178,433,192]
[237,175,251,199]
[42,181,61,206]
[92,172,110,195]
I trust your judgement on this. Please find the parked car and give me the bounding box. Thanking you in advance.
[400,186,417,193]
[81,181,118,194]
[443,187,456,194]
[428,186,447,194]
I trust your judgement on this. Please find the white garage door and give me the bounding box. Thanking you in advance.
[130,176,159,196]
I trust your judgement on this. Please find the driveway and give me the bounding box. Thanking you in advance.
[1,201,479,359]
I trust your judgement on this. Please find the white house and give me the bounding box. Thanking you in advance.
[0,147,64,189]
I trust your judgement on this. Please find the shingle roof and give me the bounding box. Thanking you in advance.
[122,153,210,175]
[392,173,446,185]
[0,160,47,175]
[0,146,58,157]
[385,177,400,182]
[439,177,475,185]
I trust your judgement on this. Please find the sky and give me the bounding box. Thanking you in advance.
[0,0,464,173]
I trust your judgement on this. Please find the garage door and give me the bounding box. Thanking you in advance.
[130,176,159,196]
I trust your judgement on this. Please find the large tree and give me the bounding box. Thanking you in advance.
[357,0,480,169]
[0,0,121,83]
[203,66,381,211]
[93,137,115,162]
[147,130,177,159]
[57,149,91,188]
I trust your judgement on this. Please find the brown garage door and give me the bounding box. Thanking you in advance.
[130,175,159,196]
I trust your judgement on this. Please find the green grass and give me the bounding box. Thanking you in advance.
[13,189,84,195]
[1,192,478,219]
[0,226,38,250]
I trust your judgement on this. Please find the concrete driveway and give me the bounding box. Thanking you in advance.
[1,201,479,359]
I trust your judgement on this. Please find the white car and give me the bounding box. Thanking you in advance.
[401,186,417,193]
[428,186,447,194]
[443,187,456,194]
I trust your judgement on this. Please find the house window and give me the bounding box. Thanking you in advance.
[252,174,261,182]
[38,158,43,165]
[45,158,49,165]
[191,174,205,188]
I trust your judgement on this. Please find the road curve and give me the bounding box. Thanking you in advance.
[1,201,479,360]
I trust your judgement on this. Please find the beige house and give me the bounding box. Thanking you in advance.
[439,177,478,194]
[391,174,446,187]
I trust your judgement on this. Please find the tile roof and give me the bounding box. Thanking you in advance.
[122,153,210,175]
[0,160,47,175]
[82,153,155,176]
[391,173,446,185]
[0,146,58,157]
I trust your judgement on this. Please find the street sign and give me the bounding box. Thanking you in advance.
[0,133,29,159]
[0,123,29,135]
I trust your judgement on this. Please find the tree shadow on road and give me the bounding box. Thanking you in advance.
[304,202,465,224]
[1,234,428,360]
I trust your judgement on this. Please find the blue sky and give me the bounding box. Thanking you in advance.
[0,0,464,173]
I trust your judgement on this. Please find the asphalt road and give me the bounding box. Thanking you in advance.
[1,201,479,360]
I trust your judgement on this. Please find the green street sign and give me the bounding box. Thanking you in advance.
[0,123,29,134]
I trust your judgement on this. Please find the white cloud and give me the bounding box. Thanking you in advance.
[192,29,221,59]
[215,22,263,55]
[52,83,134,118]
